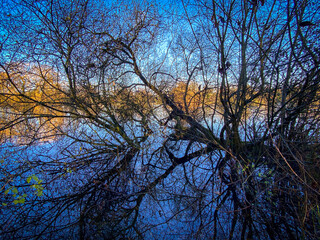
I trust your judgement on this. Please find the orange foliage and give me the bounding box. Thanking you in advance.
[170,81,212,119]
[0,66,66,143]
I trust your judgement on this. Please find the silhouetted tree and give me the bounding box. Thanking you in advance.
[0,0,319,239]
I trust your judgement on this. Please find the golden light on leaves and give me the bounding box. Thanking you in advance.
[170,81,215,120]
[0,65,66,143]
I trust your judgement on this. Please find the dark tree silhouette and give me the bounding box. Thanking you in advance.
[0,0,319,239]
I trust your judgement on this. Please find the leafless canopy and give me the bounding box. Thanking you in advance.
[0,0,319,239]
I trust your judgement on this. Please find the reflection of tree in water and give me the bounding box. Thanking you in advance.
[0,0,320,239]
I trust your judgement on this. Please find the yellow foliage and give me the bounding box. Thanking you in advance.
[170,81,214,119]
[0,66,66,143]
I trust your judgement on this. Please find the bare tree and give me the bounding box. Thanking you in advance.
[0,0,319,239]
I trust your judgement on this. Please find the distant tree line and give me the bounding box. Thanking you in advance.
[0,0,319,239]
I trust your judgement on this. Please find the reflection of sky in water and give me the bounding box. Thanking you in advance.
[0,0,319,238]
[0,121,228,238]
